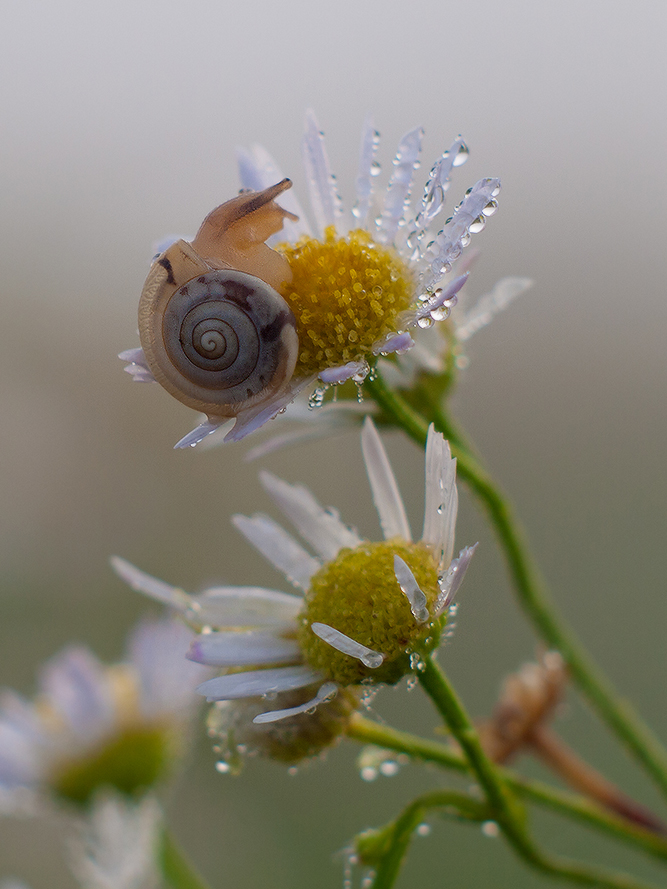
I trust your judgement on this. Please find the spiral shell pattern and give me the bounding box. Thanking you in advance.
[140,263,298,418]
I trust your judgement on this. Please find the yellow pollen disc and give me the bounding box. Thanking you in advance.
[298,540,441,687]
[278,228,415,379]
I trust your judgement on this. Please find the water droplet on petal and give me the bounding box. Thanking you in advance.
[453,142,469,166]
[468,215,486,234]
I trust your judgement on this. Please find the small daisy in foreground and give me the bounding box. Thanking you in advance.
[69,794,161,889]
[112,418,476,765]
[0,620,207,812]
[121,111,500,447]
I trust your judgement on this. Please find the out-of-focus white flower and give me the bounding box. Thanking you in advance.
[113,418,475,765]
[121,111,500,447]
[0,619,207,812]
[69,794,161,889]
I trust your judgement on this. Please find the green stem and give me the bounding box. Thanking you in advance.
[365,371,667,801]
[362,787,662,889]
[413,653,663,889]
[358,790,489,889]
[158,827,212,889]
[346,714,667,863]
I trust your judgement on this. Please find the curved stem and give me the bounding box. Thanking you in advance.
[414,653,663,889]
[346,714,667,863]
[361,786,663,889]
[365,371,667,801]
[158,827,212,889]
[358,790,489,889]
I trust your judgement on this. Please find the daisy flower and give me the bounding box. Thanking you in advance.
[69,794,161,889]
[112,418,476,765]
[0,619,207,812]
[121,111,501,447]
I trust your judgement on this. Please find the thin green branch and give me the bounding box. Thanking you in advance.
[346,714,667,863]
[357,790,489,889]
[364,371,667,802]
[359,785,663,889]
[158,827,212,889]
[413,653,663,889]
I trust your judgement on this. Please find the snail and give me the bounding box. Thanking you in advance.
[137,179,300,443]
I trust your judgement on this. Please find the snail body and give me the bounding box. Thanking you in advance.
[138,180,299,425]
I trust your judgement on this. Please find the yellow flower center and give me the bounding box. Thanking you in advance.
[298,540,442,687]
[52,724,171,806]
[278,228,415,379]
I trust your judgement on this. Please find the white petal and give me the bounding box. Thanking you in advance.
[259,471,361,560]
[232,514,321,591]
[188,630,301,667]
[393,555,429,623]
[174,419,226,449]
[123,366,156,383]
[361,416,411,541]
[353,114,379,229]
[456,277,534,343]
[223,376,315,443]
[253,682,338,724]
[414,135,468,230]
[128,619,207,717]
[422,177,501,289]
[319,361,367,384]
[40,648,115,742]
[422,426,458,571]
[376,126,424,245]
[191,587,303,627]
[118,348,147,366]
[69,795,161,889]
[110,557,192,611]
[301,109,343,236]
[311,622,384,669]
[236,144,311,242]
[372,331,414,356]
[435,544,477,614]
[197,665,321,701]
[412,273,468,323]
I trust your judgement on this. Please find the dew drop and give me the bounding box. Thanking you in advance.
[416,822,432,836]
[468,215,486,234]
[455,354,470,370]
[215,761,230,774]
[482,821,500,838]
[460,232,471,248]
[361,651,385,669]
[453,142,469,166]
[360,766,378,782]
[417,316,434,329]
[379,760,399,777]
[288,766,299,776]
[482,199,498,217]
[430,306,450,322]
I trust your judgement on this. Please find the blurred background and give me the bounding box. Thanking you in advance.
[1,0,666,885]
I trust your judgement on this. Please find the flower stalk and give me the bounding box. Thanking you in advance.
[158,827,212,889]
[345,714,667,863]
[365,369,667,802]
[414,653,664,889]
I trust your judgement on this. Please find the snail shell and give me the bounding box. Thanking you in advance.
[138,180,299,422]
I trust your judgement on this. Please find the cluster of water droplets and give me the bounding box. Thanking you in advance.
[419,179,500,293]
[406,136,470,263]
[358,744,408,782]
